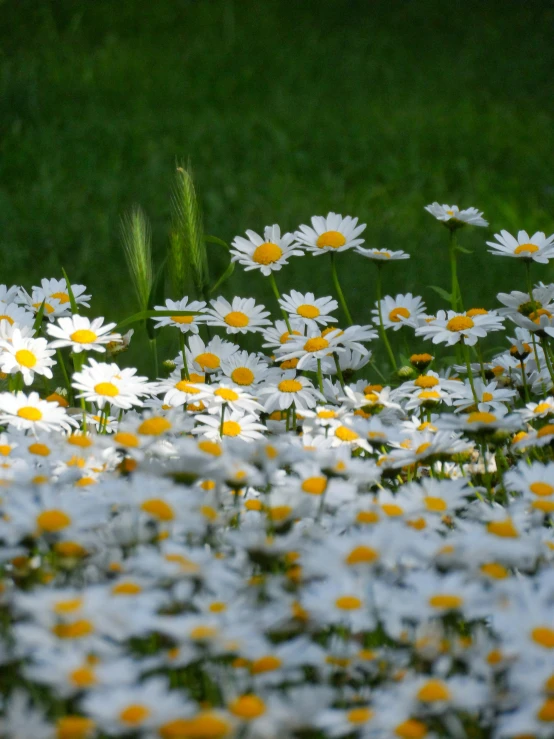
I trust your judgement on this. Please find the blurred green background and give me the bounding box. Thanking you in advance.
[1,0,554,335]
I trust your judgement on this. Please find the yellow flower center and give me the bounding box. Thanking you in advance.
[114,431,139,447]
[316,230,347,249]
[221,420,241,437]
[417,680,451,702]
[160,713,230,739]
[52,619,94,639]
[335,425,359,442]
[230,367,255,385]
[381,503,404,516]
[141,498,175,521]
[304,337,329,352]
[534,402,552,414]
[224,311,249,328]
[487,519,519,538]
[195,352,220,370]
[170,315,194,324]
[418,390,441,400]
[51,291,70,304]
[514,243,540,255]
[252,242,283,264]
[414,375,439,388]
[0,315,14,325]
[251,655,282,673]
[335,595,363,610]
[279,330,302,344]
[229,694,266,720]
[446,316,474,332]
[15,349,37,368]
[138,417,172,435]
[532,500,554,513]
[532,627,554,649]
[480,562,509,579]
[530,482,554,497]
[53,597,83,614]
[347,708,374,724]
[467,411,497,424]
[33,301,55,314]
[70,329,98,344]
[428,594,463,610]
[164,553,200,573]
[28,442,50,456]
[70,666,97,688]
[268,505,292,522]
[56,716,95,739]
[301,476,327,495]
[111,581,142,595]
[389,307,411,322]
[198,440,222,456]
[538,424,554,438]
[94,382,119,397]
[356,510,380,524]
[297,304,320,319]
[538,698,554,722]
[395,719,428,738]
[482,392,494,402]
[190,625,219,640]
[120,705,151,725]
[17,405,42,421]
[277,379,303,393]
[424,496,447,511]
[37,509,71,532]
[214,387,240,401]
[346,545,379,565]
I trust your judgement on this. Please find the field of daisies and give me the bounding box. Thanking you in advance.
[1,184,554,739]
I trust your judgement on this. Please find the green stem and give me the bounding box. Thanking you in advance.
[330,252,353,326]
[540,336,554,387]
[463,341,479,404]
[179,333,190,380]
[520,360,530,403]
[375,265,397,371]
[268,272,292,332]
[448,229,464,312]
[316,358,324,394]
[333,352,346,391]
[219,403,227,439]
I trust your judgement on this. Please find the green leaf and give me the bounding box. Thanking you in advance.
[32,299,46,335]
[209,261,235,295]
[205,235,230,251]
[61,268,79,314]
[428,285,452,302]
[455,245,473,255]
[115,309,200,333]
[146,257,169,340]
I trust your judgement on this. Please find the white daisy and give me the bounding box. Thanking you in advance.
[0,300,34,328]
[415,310,504,346]
[16,288,64,321]
[425,202,488,228]
[0,330,55,386]
[295,212,366,255]
[258,371,322,413]
[200,382,263,416]
[0,391,77,432]
[278,290,338,331]
[487,230,554,263]
[186,334,238,374]
[261,318,306,350]
[372,293,427,331]
[36,277,91,309]
[205,296,271,334]
[72,358,154,409]
[155,370,207,408]
[193,409,266,442]
[46,315,121,353]
[355,246,410,261]
[220,350,276,388]
[151,297,207,333]
[230,224,304,275]
[277,329,345,370]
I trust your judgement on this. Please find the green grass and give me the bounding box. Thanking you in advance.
[1,0,554,355]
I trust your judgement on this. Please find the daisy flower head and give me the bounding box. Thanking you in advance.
[261,318,305,351]
[220,350,276,388]
[16,288,64,322]
[277,329,344,370]
[279,290,338,331]
[355,246,410,261]
[72,358,154,409]
[230,224,304,275]
[415,310,504,346]
[154,370,207,408]
[295,212,366,255]
[0,329,55,385]
[151,297,207,334]
[206,296,271,334]
[193,409,266,442]
[46,315,121,353]
[425,202,488,228]
[0,391,77,433]
[36,277,91,310]
[201,382,263,416]
[372,293,427,331]
[258,371,322,413]
[186,334,238,374]
[487,229,554,263]
[0,300,34,329]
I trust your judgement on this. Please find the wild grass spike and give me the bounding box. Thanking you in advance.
[120,205,153,312]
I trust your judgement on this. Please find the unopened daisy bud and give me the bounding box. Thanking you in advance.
[410,353,434,371]
[46,392,69,408]
[163,359,177,372]
[397,365,417,380]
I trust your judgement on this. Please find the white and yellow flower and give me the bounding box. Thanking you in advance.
[206,296,271,334]
[0,329,55,385]
[279,290,338,331]
[425,202,488,227]
[72,359,153,409]
[230,224,303,275]
[151,297,207,333]
[487,229,554,263]
[372,293,426,331]
[0,391,77,432]
[46,315,121,353]
[295,212,366,255]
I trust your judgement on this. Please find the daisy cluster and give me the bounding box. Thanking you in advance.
[2,206,554,739]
